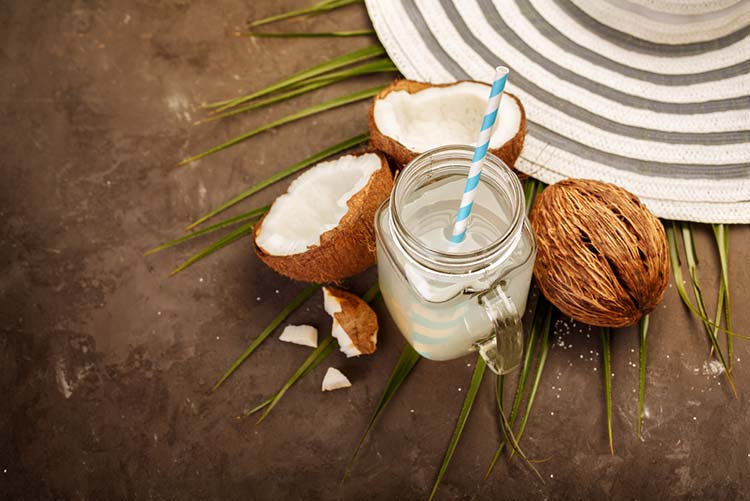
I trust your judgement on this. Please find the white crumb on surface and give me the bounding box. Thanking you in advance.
[702,360,724,376]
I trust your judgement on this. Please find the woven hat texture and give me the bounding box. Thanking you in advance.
[365,0,750,223]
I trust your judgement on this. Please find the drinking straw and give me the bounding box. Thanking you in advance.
[450,66,510,244]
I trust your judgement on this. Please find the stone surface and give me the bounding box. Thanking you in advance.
[2,1,750,499]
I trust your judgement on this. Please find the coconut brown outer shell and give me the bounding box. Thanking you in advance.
[253,151,393,283]
[326,286,378,355]
[530,179,669,328]
[368,79,527,179]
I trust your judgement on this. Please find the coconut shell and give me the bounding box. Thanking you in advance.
[368,79,527,178]
[530,179,669,328]
[325,286,378,355]
[253,151,393,283]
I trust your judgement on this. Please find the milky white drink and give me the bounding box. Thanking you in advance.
[375,146,536,373]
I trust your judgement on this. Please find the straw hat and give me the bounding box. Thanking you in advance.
[365,0,750,223]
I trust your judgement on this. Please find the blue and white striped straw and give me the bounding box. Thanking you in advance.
[450,66,510,245]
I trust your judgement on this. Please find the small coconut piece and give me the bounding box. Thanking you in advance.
[279,324,318,348]
[254,152,393,283]
[321,367,351,391]
[323,286,377,357]
[369,80,526,173]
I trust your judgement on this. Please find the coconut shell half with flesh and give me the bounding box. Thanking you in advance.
[369,80,527,175]
[253,151,393,283]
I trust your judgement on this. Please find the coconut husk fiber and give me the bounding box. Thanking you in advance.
[530,179,669,328]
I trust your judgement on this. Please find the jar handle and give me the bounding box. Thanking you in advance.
[474,286,524,375]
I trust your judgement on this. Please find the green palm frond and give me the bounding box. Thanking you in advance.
[179,85,385,166]
[601,328,614,455]
[204,44,384,111]
[187,133,369,229]
[430,356,486,501]
[240,30,375,38]
[249,0,363,28]
[637,315,649,439]
[212,284,320,392]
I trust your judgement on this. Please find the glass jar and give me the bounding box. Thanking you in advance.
[374,145,536,374]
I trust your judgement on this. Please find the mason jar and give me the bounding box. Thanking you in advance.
[374,145,536,374]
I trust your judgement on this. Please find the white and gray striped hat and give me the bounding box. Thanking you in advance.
[365,0,750,223]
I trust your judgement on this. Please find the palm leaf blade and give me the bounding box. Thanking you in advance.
[665,224,740,338]
[249,0,362,28]
[205,44,384,111]
[601,328,614,455]
[179,85,385,166]
[429,356,486,501]
[199,77,346,124]
[241,30,375,38]
[146,205,270,255]
[257,336,337,423]
[487,298,550,473]
[343,343,420,479]
[211,283,320,392]
[713,224,733,371]
[201,59,397,123]
[637,314,649,439]
[169,221,255,276]
[680,223,736,396]
[494,390,543,481]
[187,133,369,229]
[508,304,552,458]
[297,59,397,87]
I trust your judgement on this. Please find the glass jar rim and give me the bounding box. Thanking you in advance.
[390,144,525,275]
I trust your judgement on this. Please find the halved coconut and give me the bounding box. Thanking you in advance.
[323,286,377,357]
[369,80,526,172]
[322,367,351,391]
[254,152,393,283]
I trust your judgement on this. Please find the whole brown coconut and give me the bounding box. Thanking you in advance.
[530,179,669,328]
[253,151,393,283]
[368,80,526,177]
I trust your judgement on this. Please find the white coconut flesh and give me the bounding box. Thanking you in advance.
[255,153,382,256]
[321,367,351,392]
[373,82,521,153]
[279,324,318,348]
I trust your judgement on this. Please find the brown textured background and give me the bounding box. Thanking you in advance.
[2,1,750,499]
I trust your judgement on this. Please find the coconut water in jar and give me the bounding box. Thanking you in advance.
[374,146,536,374]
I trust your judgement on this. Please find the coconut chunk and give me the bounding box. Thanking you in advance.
[369,80,526,171]
[253,151,393,283]
[321,367,351,391]
[323,286,378,358]
[279,324,318,348]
